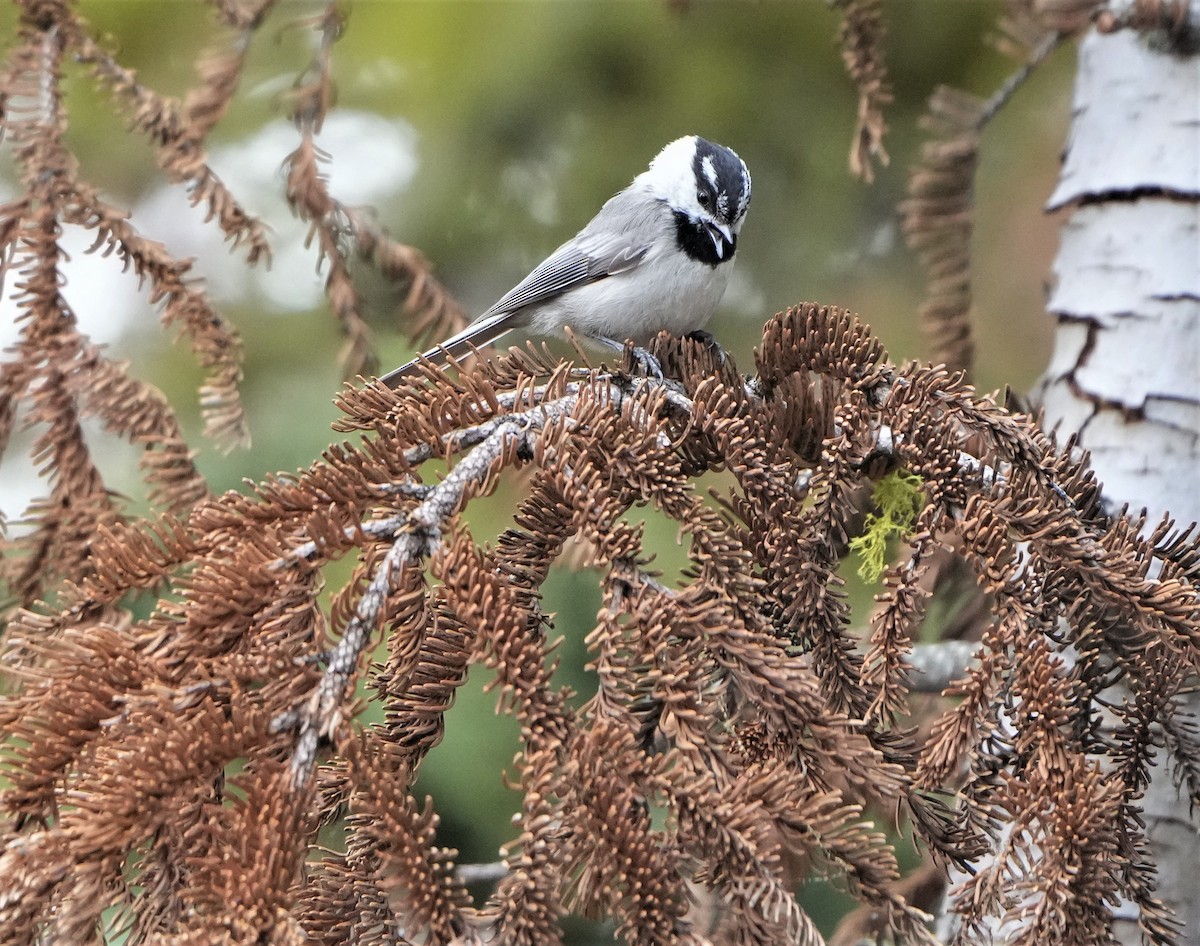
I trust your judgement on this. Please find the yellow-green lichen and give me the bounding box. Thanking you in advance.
[849,470,925,583]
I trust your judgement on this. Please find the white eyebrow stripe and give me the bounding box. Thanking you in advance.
[701,154,718,188]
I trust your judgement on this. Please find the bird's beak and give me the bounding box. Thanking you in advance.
[705,221,734,260]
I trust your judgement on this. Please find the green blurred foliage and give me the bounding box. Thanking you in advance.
[0,0,1077,935]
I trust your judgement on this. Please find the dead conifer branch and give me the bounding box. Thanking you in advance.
[64,23,271,264]
[901,25,1062,379]
[3,305,1199,943]
[283,414,529,783]
[0,0,279,618]
[4,5,1192,937]
[184,0,281,138]
[282,3,469,377]
[834,0,893,183]
[901,87,985,378]
[0,7,226,611]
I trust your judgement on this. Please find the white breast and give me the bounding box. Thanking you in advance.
[526,247,733,345]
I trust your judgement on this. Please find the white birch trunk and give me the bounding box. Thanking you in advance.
[1034,23,1200,945]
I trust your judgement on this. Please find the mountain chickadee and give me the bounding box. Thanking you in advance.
[379,135,750,386]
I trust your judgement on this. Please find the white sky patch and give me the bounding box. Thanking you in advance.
[135,111,419,313]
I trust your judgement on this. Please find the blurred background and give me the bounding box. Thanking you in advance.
[0,0,1073,934]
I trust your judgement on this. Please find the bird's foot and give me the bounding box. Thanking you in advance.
[627,345,664,380]
[592,335,664,381]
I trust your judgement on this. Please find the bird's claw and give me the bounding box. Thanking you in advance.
[590,334,665,380]
[628,346,664,380]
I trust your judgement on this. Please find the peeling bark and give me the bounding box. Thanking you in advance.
[1035,26,1200,945]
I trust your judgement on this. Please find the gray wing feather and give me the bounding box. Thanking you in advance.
[482,231,650,317]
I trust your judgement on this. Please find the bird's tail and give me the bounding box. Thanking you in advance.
[378,311,518,388]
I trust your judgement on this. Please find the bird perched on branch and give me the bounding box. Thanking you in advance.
[379,135,751,385]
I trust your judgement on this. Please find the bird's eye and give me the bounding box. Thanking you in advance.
[697,191,709,206]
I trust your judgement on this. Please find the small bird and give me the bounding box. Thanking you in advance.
[379,135,751,386]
